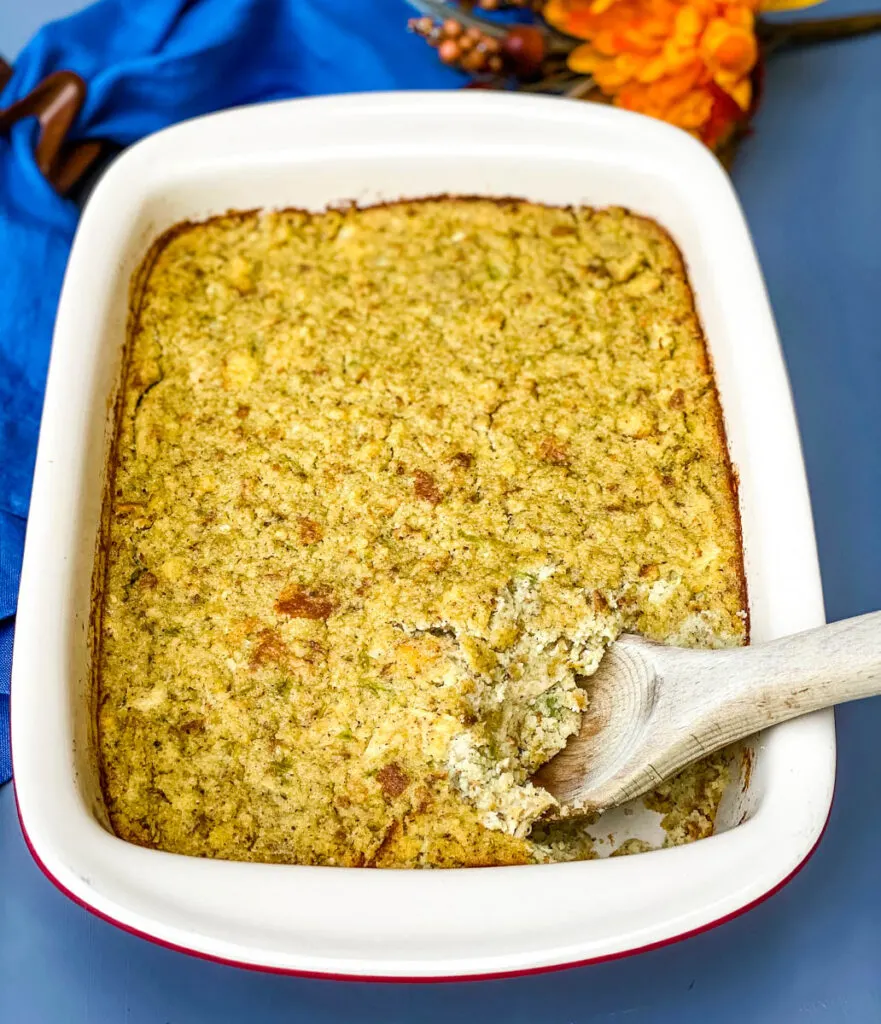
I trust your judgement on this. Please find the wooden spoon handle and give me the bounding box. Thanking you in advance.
[663,610,881,754]
[539,612,881,813]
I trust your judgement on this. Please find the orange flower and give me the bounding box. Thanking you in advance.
[545,0,823,148]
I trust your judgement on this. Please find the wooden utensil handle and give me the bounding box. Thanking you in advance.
[664,611,881,752]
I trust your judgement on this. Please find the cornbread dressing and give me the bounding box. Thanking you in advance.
[96,199,746,867]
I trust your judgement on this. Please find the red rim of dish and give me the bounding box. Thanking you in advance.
[13,781,833,984]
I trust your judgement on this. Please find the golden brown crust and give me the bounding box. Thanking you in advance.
[632,213,749,640]
[95,198,747,867]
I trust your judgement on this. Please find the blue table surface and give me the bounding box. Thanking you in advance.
[2,2,880,1021]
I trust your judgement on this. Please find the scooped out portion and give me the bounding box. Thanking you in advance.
[392,568,623,838]
[96,199,746,867]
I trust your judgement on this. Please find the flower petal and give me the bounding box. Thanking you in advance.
[547,0,764,152]
[544,0,595,38]
[700,19,757,77]
[667,89,715,128]
[568,42,604,73]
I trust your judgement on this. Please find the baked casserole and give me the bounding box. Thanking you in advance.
[95,199,746,867]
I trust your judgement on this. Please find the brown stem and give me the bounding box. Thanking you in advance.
[562,77,600,99]
[759,12,881,52]
[515,67,585,91]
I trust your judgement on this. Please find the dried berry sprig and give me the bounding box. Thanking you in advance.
[409,15,506,74]
[408,0,573,79]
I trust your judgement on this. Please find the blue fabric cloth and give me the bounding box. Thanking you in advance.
[0,0,459,784]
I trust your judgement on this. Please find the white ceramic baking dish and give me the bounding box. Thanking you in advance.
[11,92,834,980]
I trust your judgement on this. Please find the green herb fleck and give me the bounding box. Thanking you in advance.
[274,677,293,698]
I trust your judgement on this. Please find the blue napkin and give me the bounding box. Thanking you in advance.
[0,0,458,784]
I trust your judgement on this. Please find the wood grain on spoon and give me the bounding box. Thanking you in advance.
[535,611,881,814]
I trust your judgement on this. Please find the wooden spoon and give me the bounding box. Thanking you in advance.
[535,611,881,814]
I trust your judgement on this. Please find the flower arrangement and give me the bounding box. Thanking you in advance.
[407,0,881,164]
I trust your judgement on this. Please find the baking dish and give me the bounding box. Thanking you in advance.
[11,92,833,980]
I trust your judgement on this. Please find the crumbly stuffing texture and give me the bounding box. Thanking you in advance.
[96,199,746,867]
[644,752,732,845]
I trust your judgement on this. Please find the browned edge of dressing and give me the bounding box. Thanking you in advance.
[625,211,750,642]
[90,195,750,841]
[88,215,259,825]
